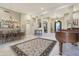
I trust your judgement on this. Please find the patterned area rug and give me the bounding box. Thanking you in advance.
[11,38,56,56]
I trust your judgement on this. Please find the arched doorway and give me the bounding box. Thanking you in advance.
[54,20,62,32]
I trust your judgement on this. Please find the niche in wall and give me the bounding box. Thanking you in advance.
[43,21,48,33]
[50,23,53,33]
[38,19,41,28]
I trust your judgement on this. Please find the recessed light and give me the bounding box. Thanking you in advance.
[40,7,44,11]
[42,11,48,14]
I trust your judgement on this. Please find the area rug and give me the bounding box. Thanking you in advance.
[11,38,56,56]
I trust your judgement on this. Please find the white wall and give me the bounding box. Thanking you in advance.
[20,14,35,35]
[20,4,79,35]
[20,14,53,35]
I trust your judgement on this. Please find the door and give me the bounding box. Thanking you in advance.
[26,23,31,35]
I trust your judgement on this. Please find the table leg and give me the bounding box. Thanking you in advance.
[59,42,63,55]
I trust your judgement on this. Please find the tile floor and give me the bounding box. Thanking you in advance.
[0,33,79,56]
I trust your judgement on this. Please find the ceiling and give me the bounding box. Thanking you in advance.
[0,3,72,17]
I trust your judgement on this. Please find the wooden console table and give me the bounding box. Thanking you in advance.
[55,29,79,55]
